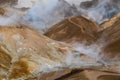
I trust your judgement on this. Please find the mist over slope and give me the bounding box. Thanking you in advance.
[0,0,120,33]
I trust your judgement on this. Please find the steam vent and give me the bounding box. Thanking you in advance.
[0,0,120,80]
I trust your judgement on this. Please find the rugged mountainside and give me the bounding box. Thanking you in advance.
[0,13,120,79]
[0,26,71,79]
[45,16,99,44]
[101,13,120,62]
[0,25,103,80]
[44,13,120,79]
[0,0,120,80]
[0,26,72,79]
[45,13,120,62]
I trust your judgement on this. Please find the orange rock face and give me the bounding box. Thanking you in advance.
[0,25,102,80]
[0,26,76,80]
[100,13,120,62]
[44,13,120,79]
[45,13,120,62]
[45,16,99,44]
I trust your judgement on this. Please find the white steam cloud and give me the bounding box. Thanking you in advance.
[0,0,119,71]
[22,0,80,33]
[79,0,120,23]
[0,0,120,32]
[65,43,103,67]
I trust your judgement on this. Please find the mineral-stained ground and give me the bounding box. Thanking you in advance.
[0,0,120,80]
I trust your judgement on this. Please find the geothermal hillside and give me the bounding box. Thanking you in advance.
[0,0,120,80]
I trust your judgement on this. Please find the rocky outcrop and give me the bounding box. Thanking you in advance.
[80,0,99,9]
[0,0,17,5]
[100,13,120,29]
[45,16,99,44]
